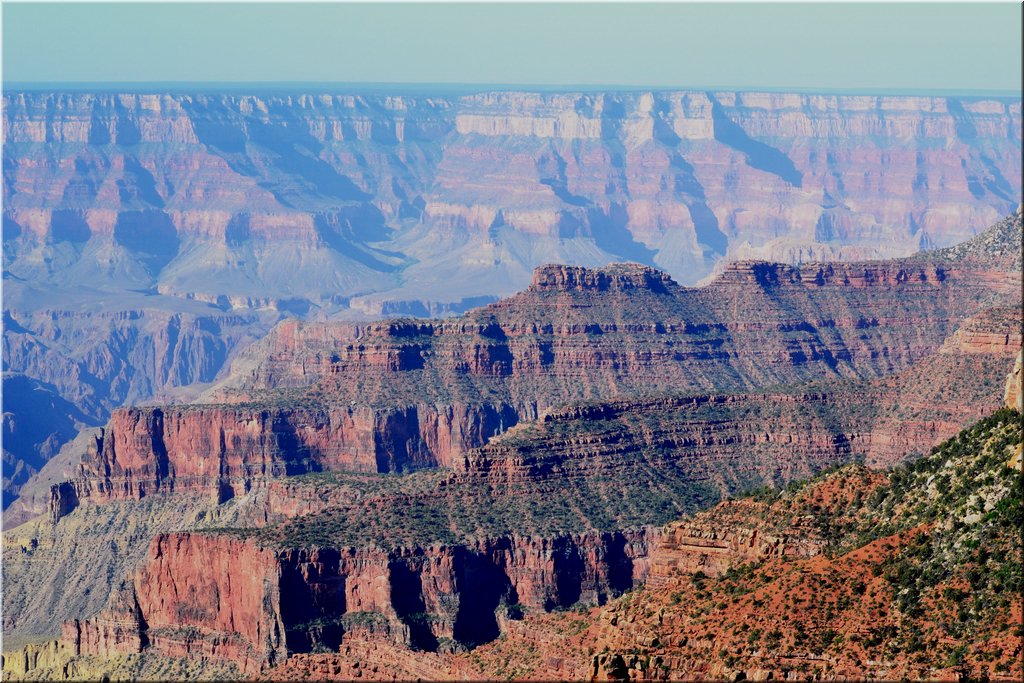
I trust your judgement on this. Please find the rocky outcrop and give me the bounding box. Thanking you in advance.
[10,300,1021,681]
[65,528,651,673]
[48,324,1019,673]
[647,499,826,582]
[131,534,287,673]
[454,391,862,486]
[54,400,523,511]
[529,263,677,293]
[941,307,1023,354]
[221,245,1018,404]
[63,581,147,660]
[0,640,72,680]
[1005,350,1023,411]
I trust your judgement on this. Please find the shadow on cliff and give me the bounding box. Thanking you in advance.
[280,549,346,654]
[452,553,514,648]
[180,97,371,209]
[112,210,180,275]
[588,204,659,266]
[946,98,1017,203]
[270,412,323,476]
[314,211,402,273]
[390,560,441,651]
[708,94,802,188]
[1,374,98,509]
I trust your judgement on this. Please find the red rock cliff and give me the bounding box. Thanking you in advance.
[66,528,651,672]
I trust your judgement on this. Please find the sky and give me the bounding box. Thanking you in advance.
[2,2,1022,94]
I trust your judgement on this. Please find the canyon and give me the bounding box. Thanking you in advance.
[41,210,1020,516]
[2,88,1021,508]
[1,82,1021,680]
[1,210,1020,680]
[6,363,1021,680]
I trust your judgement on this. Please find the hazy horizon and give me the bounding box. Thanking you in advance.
[4,3,1022,93]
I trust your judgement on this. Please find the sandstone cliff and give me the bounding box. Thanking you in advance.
[1,301,279,509]
[59,528,651,674]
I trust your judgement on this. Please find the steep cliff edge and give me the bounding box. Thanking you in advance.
[57,528,651,674]
[1,301,279,509]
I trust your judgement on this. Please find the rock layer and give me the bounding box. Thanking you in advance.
[54,226,1021,508]
[5,89,1020,298]
[66,528,651,673]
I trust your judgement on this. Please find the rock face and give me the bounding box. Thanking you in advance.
[647,501,824,582]
[11,301,1013,665]
[0,640,72,679]
[67,529,651,673]
[1,303,279,508]
[288,408,1015,683]
[63,581,147,660]
[63,400,526,507]
[1005,350,1023,411]
[4,89,1020,300]
[39,317,1019,676]
[131,534,286,673]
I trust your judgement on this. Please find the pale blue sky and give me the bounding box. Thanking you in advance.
[3,3,1021,93]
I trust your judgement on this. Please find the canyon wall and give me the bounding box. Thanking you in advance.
[5,90,1020,303]
[63,400,522,505]
[65,528,651,673]
[47,230,1019,509]
[4,89,1020,509]
[14,297,1014,651]
[1,303,278,508]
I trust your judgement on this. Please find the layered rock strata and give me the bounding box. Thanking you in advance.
[5,91,1020,511]
[4,89,1020,298]
[52,230,1021,511]
[67,528,651,673]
